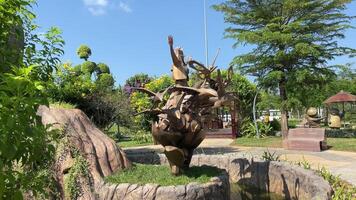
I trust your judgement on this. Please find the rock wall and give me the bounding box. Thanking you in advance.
[126,149,333,200]
[97,174,229,200]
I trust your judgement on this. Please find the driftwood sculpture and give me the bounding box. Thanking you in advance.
[134,36,234,175]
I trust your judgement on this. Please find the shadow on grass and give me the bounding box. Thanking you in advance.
[183,165,223,179]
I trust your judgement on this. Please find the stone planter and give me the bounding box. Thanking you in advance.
[125,149,333,200]
[97,167,230,200]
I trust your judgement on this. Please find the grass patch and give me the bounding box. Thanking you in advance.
[327,138,356,152]
[118,140,153,148]
[234,136,283,148]
[233,136,356,152]
[105,164,222,186]
[50,101,76,109]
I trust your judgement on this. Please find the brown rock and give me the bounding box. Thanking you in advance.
[37,106,131,199]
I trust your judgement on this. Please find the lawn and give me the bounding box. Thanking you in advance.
[234,136,356,152]
[105,164,222,186]
[118,140,153,148]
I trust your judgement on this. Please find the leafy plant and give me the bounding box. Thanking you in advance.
[261,149,280,161]
[132,130,153,144]
[0,66,57,199]
[241,121,273,138]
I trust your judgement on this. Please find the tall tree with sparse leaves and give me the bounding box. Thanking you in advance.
[214,0,356,137]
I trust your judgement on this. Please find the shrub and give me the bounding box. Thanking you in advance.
[270,118,281,131]
[241,121,272,138]
[97,63,110,74]
[81,61,96,75]
[77,45,91,60]
[0,66,58,198]
[96,73,115,89]
[261,149,280,161]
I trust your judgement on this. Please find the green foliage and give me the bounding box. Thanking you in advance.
[125,73,152,86]
[0,0,32,68]
[96,73,115,89]
[96,63,110,74]
[295,157,311,170]
[0,66,57,199]
[64,155,90,200]
[325,129,356,138]
[50,46,121,129]
[234,136,283,148]
[130,75,173,131]
[81,61,97,75]
[270,119,281,131]
[106,164,222,186]
[76,45,91,61]
[77,91,133,129]
[23,26,65,81]
[261,149,280,161]
[131,130,153,144]
[241,121,272,138]
[50,62,96,104]
[295,158,356,199]
[214,0,356,131]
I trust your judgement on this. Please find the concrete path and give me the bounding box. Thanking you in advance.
[124,138,356,186]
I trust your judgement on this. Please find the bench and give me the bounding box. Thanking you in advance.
[283,128,327,152]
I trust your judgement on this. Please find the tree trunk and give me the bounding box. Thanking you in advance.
[279,78,289,139]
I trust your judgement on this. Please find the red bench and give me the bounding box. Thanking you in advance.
[283,128,327,152]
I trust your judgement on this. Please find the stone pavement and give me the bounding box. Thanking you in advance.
[123,138,356,186]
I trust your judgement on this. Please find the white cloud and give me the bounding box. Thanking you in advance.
[118,2,132,13]
[83,0,132,16]
[83,0,108,7]
[88,7,106,16]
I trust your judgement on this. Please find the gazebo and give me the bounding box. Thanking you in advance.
[323,90,356,127]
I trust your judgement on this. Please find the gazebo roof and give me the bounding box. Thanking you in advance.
[324,90,356,104]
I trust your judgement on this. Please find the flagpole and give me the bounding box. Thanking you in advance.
[204,0,209,67]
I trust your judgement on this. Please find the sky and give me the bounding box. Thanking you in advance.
[34,0,356,85]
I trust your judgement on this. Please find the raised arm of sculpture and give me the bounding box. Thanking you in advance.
[168,35,180,67]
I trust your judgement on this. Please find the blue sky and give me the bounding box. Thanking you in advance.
[34,0,356,85]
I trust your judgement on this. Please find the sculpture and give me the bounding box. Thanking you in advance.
[304,107,324,128]
[133,36,235,175]
[329,108,341,129]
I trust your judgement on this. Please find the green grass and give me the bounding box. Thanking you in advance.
[233,136,356,152]
[327,138,356,152]
[50,102,76,109]
[105,164,222,186]
[234,136,283,148]
[118,140,153,148]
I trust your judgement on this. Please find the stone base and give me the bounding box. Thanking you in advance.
[97,169,230,200]
[284,128,327,152]
[125,151,333,200]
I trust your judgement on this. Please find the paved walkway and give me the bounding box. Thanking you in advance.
[124,138,356,186]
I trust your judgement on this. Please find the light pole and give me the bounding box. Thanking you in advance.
[203,0,209,67]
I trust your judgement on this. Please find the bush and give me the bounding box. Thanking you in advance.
[270,119,281,131]
[97,63,110,74]
[241,121,273,138]
[81,61,96,75]
[76,45,91,60]
[96,73,115,89]
[0,66,57,198]
[325,129,356,138]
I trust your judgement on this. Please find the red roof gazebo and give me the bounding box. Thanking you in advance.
[324,90,356,105]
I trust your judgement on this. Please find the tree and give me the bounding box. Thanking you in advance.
[125,73,152,87]
[130,75,173,130]
[214,0,356,137]
[0,0,61,198]
[76,45,91,61]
